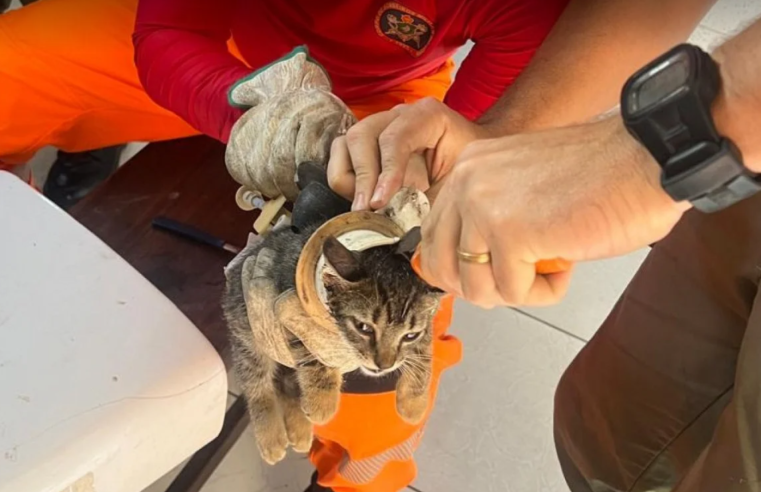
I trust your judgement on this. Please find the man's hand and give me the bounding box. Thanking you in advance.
[327,98,488,211]
[417,117,690,308]
[226,48,355,201]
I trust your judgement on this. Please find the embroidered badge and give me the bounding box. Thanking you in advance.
[375,3,434,57]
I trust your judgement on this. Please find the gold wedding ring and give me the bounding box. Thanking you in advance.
[456,247,491,264]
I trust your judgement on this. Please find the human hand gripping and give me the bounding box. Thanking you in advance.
[327,97,488,211]
[414,117,690,308]
[226,47,355,202]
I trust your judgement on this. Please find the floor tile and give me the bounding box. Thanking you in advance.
[202,393,312,492]
[227,365,243,396]
[701,0,761,35]
[521,249,648,341]
[414,301,584,492]
[200,429,313,492]
[142,458,189,492]
[143,394,239,492]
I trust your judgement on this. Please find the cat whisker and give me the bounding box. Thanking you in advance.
[402,365,430,384]
[402,356,431,368]
[406,353,446,365]
[402,366,427,385]
[399,365,425,387]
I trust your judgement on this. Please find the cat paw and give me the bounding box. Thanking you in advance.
[285,407,314,453]
[397,394,428,425]
[254,423,289,465]
[288,424,314,453]
[301,392,340,425]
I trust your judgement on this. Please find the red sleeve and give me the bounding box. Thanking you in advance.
[444,0,569,121]
[133,0,251,142]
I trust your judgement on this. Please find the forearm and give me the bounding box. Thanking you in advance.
[479,0,716,134]
[607,17,761,218]
[133,0,250,142]
[712,17,761,171]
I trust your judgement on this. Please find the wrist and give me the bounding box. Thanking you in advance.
[712,50,761,173]
[228,46,332,109]
[610,116,693,215]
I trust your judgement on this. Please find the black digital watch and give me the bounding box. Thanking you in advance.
[621,44,760,212]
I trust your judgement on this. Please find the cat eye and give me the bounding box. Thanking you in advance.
[356,323,375,336]
[403,331,422,342]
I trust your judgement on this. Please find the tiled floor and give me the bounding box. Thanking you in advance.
[133,2,761,492]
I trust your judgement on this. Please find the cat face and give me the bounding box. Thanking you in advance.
[322,237,442,376]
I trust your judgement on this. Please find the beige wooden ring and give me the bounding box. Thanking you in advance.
[295,211,404,332]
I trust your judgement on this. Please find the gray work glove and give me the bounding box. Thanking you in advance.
[227,241,358,372]
[225,47,356,202]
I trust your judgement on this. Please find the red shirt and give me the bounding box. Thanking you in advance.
[133,0,568,142]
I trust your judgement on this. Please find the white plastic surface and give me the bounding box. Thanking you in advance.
[0,172,227,492]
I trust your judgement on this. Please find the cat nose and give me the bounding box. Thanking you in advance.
[374,354,396,371]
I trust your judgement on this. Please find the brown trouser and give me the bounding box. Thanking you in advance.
[555,192,761,492]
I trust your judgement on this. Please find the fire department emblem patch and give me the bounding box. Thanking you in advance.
[375,3,434,57]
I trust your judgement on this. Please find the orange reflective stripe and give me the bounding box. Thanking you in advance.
[338,429,424,485]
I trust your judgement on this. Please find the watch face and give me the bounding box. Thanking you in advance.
[627,50,691,115]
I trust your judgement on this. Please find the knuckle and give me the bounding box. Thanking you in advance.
[390,103,409,114]
[462,193,481,214]
[417,97,449,121]
[344,125,364,145]
[377,126,401,148]
[378,134,410,163]
[417,96,441,111]
[344,123,376,146]
[505,284,525,306]
[493,270,528,307]
[499,289,521,307]
[330,135,346,153]
[353,165,375,182]
[449,164,476,196]
[381,173,404,193]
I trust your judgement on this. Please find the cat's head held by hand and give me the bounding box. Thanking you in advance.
[322,236,442,377]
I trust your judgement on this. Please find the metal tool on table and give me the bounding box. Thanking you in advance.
[151,216,242,254]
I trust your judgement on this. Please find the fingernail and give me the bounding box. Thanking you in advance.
[352,192,365,211]
[370,185,385,206]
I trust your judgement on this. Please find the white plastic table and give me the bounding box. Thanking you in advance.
[0,171,227,492]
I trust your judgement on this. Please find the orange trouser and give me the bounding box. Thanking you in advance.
[0,0,453,169]
[0,1,459,490]
[313,296,462,492]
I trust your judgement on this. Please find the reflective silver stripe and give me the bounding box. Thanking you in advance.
[338,429,424,484]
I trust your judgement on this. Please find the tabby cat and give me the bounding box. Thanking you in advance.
[223,219,441,464]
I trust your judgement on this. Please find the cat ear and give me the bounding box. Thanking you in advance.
[323,236,365,282]
[419,290,445,315]
[395,226,420,261]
